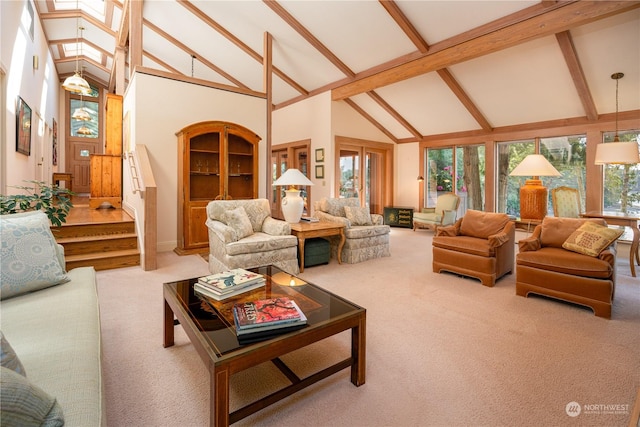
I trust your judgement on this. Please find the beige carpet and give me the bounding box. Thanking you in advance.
[96,228,640,427]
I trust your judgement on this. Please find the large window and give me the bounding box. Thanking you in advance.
[602,130,640,215]
[424,145,485,215]
[496,135,587,218]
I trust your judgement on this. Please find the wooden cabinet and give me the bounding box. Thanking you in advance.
[383,206,413,228]
[90,94,123,208]
[176,121,260,254]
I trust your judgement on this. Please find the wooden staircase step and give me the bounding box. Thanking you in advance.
[57,233,138,256]
[53,221,135,238]
[65,249,140,271]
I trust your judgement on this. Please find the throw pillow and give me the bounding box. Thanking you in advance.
[562,221,623,257]
[0,366,65,426]
[0,332,26,376]
[0,211,69,300]
[344,206,373,226]
[222,207,253,242]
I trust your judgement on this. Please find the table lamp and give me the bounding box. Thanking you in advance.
[509,154,560,221]
[272,168,314,223]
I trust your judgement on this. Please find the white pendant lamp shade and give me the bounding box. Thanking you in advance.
[72,106,91,121]
[594,142,640,165]
[272,169,314,223]
[62,72,92,95]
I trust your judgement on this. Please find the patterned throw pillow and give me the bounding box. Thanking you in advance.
[0,331,26,376]
[344,206,373,226]
[222,207,254,242]
[0,366,65,426]
[562,221,623,257]
[0,211,69,300]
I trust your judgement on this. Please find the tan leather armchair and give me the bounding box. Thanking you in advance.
[516,217,617,318]
[432,210,515,287]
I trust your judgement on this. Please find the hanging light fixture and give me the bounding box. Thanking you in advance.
[77,125,93,135]
[594,73,639,165]
[71,64,91,121]
[62,2,91,95]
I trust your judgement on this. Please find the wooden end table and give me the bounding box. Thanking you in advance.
[289,222,346,272]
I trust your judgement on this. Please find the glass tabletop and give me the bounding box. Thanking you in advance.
[164,265,364,358]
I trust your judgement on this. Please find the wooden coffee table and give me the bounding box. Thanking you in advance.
[163,265,366,426]
[289,221,346,272]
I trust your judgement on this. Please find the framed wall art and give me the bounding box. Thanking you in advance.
[315,148,324,163]
[16,97,32,156]
[52,118,58,165]
[315,165,324,179]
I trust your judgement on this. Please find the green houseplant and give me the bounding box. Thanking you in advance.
[0,180,74,227]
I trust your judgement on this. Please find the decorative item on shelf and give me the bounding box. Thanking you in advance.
[509,154,560,221]
[272,168,314,223]
[61,1,91,96]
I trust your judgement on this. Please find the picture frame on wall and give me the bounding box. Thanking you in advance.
[315,148,324,163]
[52,118,58,165]
[16,97,32,156]
[315,165,324,179]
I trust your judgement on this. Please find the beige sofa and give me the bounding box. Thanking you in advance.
[313,197,390,264]
[516,217,618,318]
[206,199,300,275]
[0,211,105,426]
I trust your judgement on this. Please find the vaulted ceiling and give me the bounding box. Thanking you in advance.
[36,0,640,143]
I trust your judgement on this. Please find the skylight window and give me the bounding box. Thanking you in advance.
[63,41,101,64]
[54,0,105,20]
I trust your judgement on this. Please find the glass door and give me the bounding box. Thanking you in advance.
[338,145,388,214]
[271,150,288,219]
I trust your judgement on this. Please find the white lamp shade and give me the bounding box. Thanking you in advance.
[272,168,313,187]
[594,142,640,165]
[510,154,561,177]
[62,72,92,95]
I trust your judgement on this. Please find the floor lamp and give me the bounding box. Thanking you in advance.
[272,168,314,223]
[510,154,560,221]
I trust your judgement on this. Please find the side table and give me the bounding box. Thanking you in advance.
[289,222,346,273]
[383,206,413,228]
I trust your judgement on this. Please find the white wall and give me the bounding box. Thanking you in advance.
[1,0,60,193]
[124,72,267,252]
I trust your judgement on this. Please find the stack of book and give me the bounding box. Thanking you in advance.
[194,268,265,301]
[233,297,307,344]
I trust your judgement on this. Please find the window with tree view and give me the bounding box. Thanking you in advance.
[424,145,485,215]
[602,130,640,216]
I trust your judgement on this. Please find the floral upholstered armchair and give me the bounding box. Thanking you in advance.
[206,199,300,275]
[313,197,390,264]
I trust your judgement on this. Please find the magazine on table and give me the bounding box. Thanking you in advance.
[198,268,264,294]
[233,297,307,331]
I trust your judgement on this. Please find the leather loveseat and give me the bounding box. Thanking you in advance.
[516,217,618,318]
[432,209,515,287]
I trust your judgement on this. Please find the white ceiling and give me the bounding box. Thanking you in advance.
[36,0,640,142]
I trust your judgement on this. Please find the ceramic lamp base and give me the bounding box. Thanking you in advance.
[281,189,304,223]
[519,179,548,221]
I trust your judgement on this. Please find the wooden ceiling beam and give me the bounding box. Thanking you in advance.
[143,50,183,75]
[39,10,117,37]
[379,0,429,54]
[380,0,492,134]
[263,0,355,78]
[116,0,130,48]
[178,0,308,96]
[144,19,250,90]
[367,91,422,139]
[344,99,399,143]
[333,1,640,100]
[555,31,598,121]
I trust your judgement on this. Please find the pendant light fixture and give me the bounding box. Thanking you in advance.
[594,73,639,166]
[62,1,91,95]
[77,125,93,135]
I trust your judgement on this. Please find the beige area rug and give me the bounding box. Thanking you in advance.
[96,228,640,427]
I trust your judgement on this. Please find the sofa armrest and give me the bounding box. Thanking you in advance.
[315,211,351,227]
[262,216,291,236]
[206,218,234,244]
[371,214,383,225]
[436,218,462,237]
[517,225,543,252]
[598,245,616,266]
[488,221,515,248]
